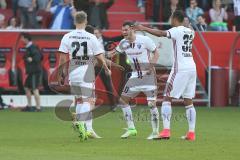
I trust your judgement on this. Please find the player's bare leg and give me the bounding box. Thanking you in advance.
[21,88,32,112]
[71,84,88,141]
[72,84,101,140]
[33,89,41,111]
[159,96,172,139]
[119,95,137,139]
[147,100,159,140]
[181,98,196,141]
[25,88,32,107]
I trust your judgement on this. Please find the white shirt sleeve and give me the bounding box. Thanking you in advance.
[144,36,157,52]
[50,6,58,14]
[59,35,69,54]
[92,36,104,56]
[167,27,178,40]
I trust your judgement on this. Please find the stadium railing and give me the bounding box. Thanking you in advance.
[229,33,240,105]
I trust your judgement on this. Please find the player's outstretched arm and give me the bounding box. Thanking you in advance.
[45,0,53,12]
[57,52,68,85]
[134,24,168,37]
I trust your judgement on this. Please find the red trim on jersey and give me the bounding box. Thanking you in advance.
[165,72,176,97]
[173,40,178,73]
[133,58,143,79]
[164,40,178,97]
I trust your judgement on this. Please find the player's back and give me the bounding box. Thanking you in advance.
[168,26,196,72]
[62,29,100,61]
[59,29,104,83]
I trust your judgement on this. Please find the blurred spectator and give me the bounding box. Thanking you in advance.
[93,27,123,54]
[52,0,63,6]
[6,17,20,30]
[72,0,89,12]
[0,95,7,110]
[18,0,39,29]
[137,0,145,13]
[186,0,204,24]
[46,0,74,29]
[199,0,210,11]
[195,14,208,31]
[93,26,122,106]
[0,95,6,110]
[0,0,6,9]
[163,0,181,29]
[0,14,5,29]
[85,24,94,33]
[21,33,42,112]
[88,0,115,29]
[183,16,191,28]
[12,0,18,17]
[181,0,189,9]
[209,0,228,31]
[152,0,160,22]
[233,0,240,31]
[37,0,49,10]
[0,88,9,110]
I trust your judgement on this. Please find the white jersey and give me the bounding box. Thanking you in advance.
[167,26,196,72]
[233,0,240,16]
[59,29,104,83]
[116,35,157,78]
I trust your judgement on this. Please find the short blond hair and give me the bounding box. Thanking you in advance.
[74,11,88,24]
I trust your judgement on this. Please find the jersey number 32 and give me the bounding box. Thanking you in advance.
[182,34,193,52]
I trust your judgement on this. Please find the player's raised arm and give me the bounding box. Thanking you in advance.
[134,24,168,37]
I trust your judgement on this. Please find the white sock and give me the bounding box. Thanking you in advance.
[76,103,83,121]
[186,105,196,132]
[161,101,172,130]
[82,102,93,132]
[121,105,135,129]
[76,102,93,132]
[150,107,159,133]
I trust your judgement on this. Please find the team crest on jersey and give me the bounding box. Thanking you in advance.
[137,44,141,49]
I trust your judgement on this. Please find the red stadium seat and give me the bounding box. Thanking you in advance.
[0,52,10,88]
[0,48,20,92]
[41,49,60,91]
[15,49,27,92]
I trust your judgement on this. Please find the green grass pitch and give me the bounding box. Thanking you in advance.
[0,107,240,160]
